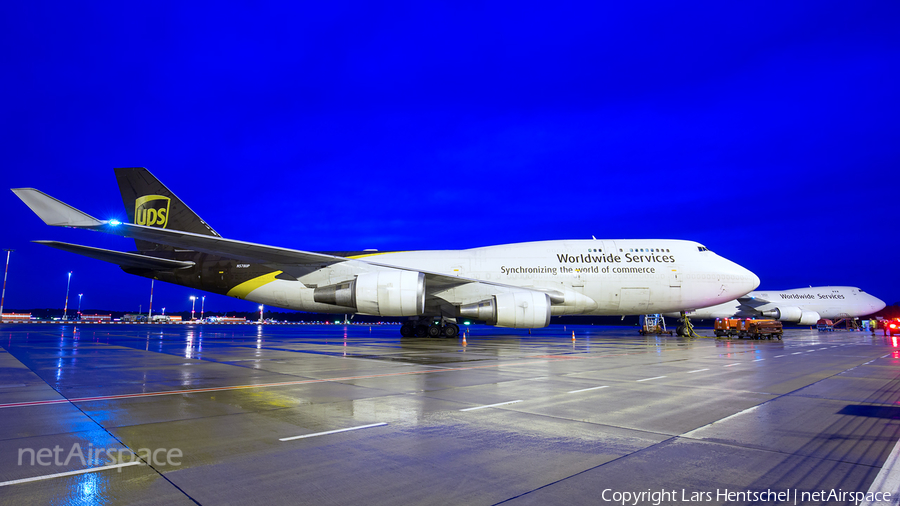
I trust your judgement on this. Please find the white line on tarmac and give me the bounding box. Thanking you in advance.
[753,358,765,362]
[792,352,803,355]
[723,363,740,367]
[460,400,523,412]
[774,355,785,358]
[0,461,142,487]
[280,423,388,441]
[567,386,609,394]
[687,369,709,374]
[819,348,828,350]
[806,350,816,353]
[636,376,666,382]
[861,430,900,506]
[682,405,760,438]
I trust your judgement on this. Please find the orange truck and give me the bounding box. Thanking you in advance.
[715,318,783,340]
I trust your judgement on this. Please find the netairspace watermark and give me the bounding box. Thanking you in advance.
[18,443,182,471]
[600,488,893,506]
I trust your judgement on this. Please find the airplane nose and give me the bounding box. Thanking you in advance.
[871,296,886,314]
[749,272,761,291]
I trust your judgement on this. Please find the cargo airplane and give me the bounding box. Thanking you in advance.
[664,286,886,325]
[13,168,760,337]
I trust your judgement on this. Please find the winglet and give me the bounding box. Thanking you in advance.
[11,188,105,228]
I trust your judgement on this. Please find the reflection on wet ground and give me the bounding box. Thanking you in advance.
[1,324,898,505]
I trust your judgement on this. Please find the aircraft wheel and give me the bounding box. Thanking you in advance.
[415,325,429,338]
[676,326,685,336]
[400,324,415,338]
[443,324,459,338]
[427,325,443,338]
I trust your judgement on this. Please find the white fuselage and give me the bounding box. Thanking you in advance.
[671,286,886,321]
[244,239,760,317]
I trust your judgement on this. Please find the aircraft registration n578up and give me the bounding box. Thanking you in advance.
[13,168,759,337]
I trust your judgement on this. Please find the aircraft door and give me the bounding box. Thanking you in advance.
[668,265,683,287]
[667,265,683,308]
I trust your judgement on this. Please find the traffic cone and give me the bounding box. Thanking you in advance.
[571,331,576,342]
[462,332,467,345]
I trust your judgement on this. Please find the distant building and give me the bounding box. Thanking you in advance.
[1,313,32,322]
[81,314,111,323]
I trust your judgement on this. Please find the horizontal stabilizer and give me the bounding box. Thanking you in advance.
[33,241,195,270]
[12,188,104,227]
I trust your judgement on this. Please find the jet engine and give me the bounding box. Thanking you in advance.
[458,291,551,328]
[797,311,821,326]
[760,306,821,325]
[761,306,802,322]
[313,271,425,316]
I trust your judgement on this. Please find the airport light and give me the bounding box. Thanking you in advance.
[63,271,72,321]
[0,249,13,321]
[201,296,206,321]
[190,296,196,321]
[259,305,264,323]
[77,293,83,317]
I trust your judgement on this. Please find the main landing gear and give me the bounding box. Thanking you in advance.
[400,318,460,338]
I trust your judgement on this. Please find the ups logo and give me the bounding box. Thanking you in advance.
[135,195,170,228]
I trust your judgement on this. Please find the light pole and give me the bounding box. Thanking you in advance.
[259,305,264,323]
[63,271,72,321]
[148,279,154,319]
[201,296,206,321]
[77,293,83,318]
[190,296,196,321]
[0,249,13,321]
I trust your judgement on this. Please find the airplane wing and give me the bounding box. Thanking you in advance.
[13,188,536,295]
[34,241,195,270]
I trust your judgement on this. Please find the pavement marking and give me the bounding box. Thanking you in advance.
[774,355,785,358]
[0,384,26,389]
[686,369,709,374]
[0,461,142,487]
[723,363,740,367]
[791,352,803,355]
[753,358,765,362]
[682,405,760,438]
[819,348,828,350]
[806,350,816,353]
[460,400,523,411]
[861,428,900,506]
[0,357,584,410]
[636,376,666,382]
[567,386,608,394]
[280,422,388,441]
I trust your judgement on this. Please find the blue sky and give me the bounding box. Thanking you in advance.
[2,2,899,313]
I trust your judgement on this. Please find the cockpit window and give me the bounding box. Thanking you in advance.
[698,246,709,252]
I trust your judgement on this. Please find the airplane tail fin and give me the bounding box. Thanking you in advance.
[114,167,220,251]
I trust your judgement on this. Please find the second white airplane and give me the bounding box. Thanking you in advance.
[666,286,886,325]
[13,168,760,337]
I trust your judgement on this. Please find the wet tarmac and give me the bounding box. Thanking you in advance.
[0,323,898,505]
